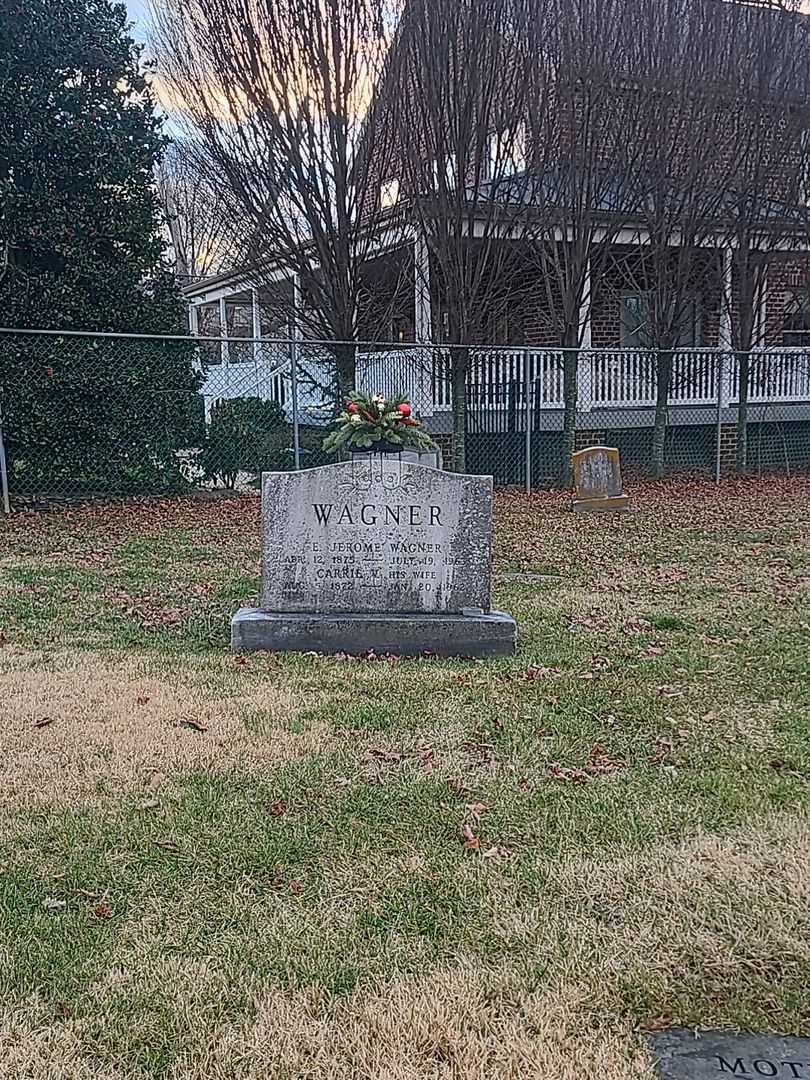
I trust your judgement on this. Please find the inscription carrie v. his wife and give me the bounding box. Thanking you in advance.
[260,460,492,615]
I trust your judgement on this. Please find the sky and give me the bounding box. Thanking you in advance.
[127,0,810,41]
[125,0,150,44]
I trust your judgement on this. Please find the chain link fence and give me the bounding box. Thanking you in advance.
[1,327,809,509]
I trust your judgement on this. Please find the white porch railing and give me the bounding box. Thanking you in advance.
[434,348,810,411]
[730,351,810,405]
[199,342,810,418]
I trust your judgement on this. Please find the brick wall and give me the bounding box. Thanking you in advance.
[718,423,738,475]
[574,429,607,451]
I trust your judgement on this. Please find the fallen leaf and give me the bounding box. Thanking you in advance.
[460,822,481,849]
[368,747,402,764]
[585,745,624,775]
[135,696,150,706]
[138,798,161,811]
[268,800,286,816]
[447,778,472,796]
[657,685,686,698]
[642,1012,674,1032]
[179,719,207,732]
[43,898,66,911]
[520,664,563,682]
[90,902,113,920]
[548,762,589,784]
[466,801,490,815]
[233,655,248,665]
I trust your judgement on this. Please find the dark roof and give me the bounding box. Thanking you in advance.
[459,166,810,231]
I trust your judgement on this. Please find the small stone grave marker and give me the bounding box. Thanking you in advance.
[231,457,516,656]
[571,445,630,512]
[649,1027,810,1079]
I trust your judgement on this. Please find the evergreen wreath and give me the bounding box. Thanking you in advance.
[322,391,438,454]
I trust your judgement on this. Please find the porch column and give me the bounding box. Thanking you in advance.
[755,265,768,346]
[414,233,432,343]
[188,302,199,336]
[218,295,230,364]
[577,257,592,411]
[251,288,261,363]
[718,247,733,351]
[578,258,592,349]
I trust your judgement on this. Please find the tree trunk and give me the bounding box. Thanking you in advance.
[650,350,672,480]
[560,347,578,487]
[450,350,468,473]
[333,342,357,410]
[735,350,749,473]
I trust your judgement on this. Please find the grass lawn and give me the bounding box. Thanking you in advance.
[0,475,808,1079]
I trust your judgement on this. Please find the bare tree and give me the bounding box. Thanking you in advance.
[523,0,650,484]
[156,139,246,283]
[712,1,810,472]
[390,0,539,471]
[606,0,790,479]
[151,0,408,398]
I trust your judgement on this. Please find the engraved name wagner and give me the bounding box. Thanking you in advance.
[311,502,443,527]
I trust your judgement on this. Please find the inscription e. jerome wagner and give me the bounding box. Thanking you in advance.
[260,461,492,615]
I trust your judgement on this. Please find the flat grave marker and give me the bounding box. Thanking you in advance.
[649,1028,810,1080]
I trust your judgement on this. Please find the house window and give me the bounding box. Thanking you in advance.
[380,178,400,209]
[488,122,527,179]
[620,293,703,348]
[783,288,810,347]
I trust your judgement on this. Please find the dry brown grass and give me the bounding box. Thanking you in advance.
[4,815,810,1079]
[1,476,808,1078]
[0,648,327,810]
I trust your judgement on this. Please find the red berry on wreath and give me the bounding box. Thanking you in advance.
[346,401,359,413]
[397,402,411,416]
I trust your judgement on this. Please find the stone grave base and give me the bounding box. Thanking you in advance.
[231,607,517,657]
[572,495,631,513]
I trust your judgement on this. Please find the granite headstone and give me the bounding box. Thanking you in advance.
[231,458,516,656]
[572,445,630,512]
[649,1028,810,1080]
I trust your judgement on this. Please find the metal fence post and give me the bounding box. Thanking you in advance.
[714,351,725,485]
[291,274,302,470]
[0,405,10,515]
[291,341,301,470]
[524,348,532,494]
